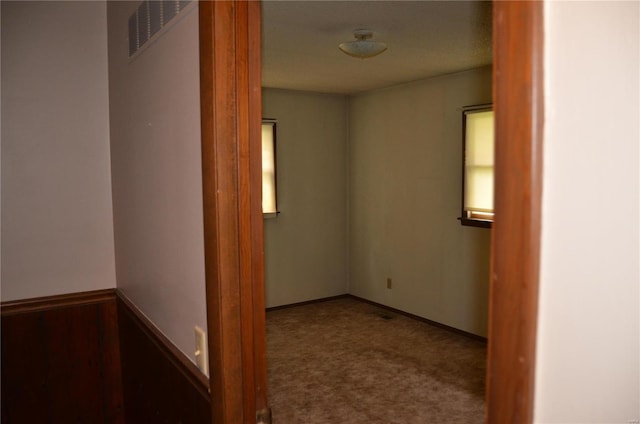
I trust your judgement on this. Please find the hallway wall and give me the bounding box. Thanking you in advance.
[1,1,116,301]
[107,1,206,363]
[535,1,640,421]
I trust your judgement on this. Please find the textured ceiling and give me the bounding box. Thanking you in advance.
[262,1,493,95]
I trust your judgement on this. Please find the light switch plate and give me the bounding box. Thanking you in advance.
[194,326,209,376]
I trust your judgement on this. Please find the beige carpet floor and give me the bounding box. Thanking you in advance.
[266,297,486,424]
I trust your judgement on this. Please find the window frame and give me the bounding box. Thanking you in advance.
[460,104,494,228]
[262,119,279,218]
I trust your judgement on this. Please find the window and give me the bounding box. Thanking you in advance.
[461,105,494,228]
[262,120,278,217]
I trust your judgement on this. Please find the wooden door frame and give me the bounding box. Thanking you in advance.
[487,2,544,422]
[199,1,267,423]
[199,1,544,423]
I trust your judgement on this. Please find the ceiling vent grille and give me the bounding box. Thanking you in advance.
[128,1,192,57]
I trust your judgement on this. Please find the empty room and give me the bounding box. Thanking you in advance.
[260,2,493,422]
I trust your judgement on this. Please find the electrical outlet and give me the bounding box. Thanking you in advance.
[387,278,392,289]
[194,326,209,377]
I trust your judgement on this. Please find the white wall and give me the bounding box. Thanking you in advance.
[107,2,207,363]
[1,1,115,300]
[262,88,349,307]
[349,67,492,337]
[535,1,639,422]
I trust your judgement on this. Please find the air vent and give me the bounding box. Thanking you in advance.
[375,311,394,320]
[128,0,192,57]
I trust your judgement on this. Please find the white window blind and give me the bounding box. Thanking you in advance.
[463,108,494,223]
[262,122,277,215]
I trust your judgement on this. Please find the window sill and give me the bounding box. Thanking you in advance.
[458,217,492,229]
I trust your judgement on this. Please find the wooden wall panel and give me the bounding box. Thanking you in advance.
[101,297,127,423]
[117,293,210,424]
[45,305,105,419]
[1,290,124,423]
[1,311,49,422]
[2,289,209,423]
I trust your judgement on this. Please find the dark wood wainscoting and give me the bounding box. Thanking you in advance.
[1,289,211,423]
[116,292,210,423]
[1,289,124,423]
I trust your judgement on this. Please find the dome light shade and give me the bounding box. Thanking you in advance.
[339,29,387,59]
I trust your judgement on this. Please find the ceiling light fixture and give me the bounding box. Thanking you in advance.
[339,29,387,59]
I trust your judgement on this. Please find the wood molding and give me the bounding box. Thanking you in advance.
[115,291,210,396]
[349,295,488,344]
[265,294,351,312]
[266,294,487,343]
[1,288,117,316]
[247,0,269,418]
[199,2,244,422]
[487,2,544,423]
[199,1,267,423]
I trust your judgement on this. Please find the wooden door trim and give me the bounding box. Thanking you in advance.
[200,0,544,423]
[247,1,269,416]
[199,1,267,423]
[487,2,544,423]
